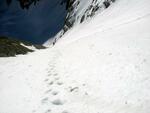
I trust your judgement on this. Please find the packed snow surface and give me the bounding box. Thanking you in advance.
[0,0,150,113]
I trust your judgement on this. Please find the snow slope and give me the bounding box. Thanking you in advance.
[0,0,150,113]
[45,0,115,45]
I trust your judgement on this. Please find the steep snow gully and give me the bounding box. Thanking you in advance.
[0,0,150,113]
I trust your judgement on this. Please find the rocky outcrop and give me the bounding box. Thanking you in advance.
[62,0,116,34]
[0,36,46,57]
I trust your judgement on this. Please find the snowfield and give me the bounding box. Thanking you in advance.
[0,0,150,113]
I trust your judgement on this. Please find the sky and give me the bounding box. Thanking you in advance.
[0,0,67,44]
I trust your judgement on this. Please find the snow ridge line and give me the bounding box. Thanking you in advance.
[60,13,150,46]
[96,13,150,32]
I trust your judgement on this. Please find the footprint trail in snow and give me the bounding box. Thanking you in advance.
[41,51,69,113]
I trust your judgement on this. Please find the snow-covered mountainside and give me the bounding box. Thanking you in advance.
[45,0,115,45]
[0,0,150,113]
[65,0,115,26]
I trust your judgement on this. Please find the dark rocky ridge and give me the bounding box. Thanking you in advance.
[0,36,46,57]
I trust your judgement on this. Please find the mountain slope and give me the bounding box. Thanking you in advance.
[0,0,150,113]
[0,0,67,44]
[45,0,116,45]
